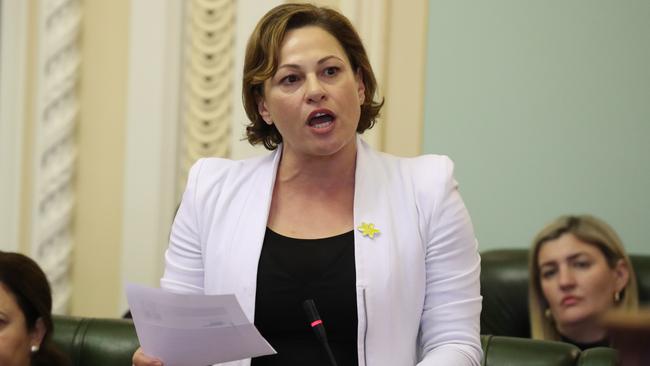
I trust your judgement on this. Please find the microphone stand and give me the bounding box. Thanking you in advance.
[303,299,339,366]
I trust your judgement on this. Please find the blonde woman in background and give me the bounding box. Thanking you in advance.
[529,215,639,349]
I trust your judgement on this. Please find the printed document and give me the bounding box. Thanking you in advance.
[126,284,275,365]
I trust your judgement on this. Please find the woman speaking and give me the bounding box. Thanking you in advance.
[133,3,482,365]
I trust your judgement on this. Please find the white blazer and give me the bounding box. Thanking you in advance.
[161,135,482,366]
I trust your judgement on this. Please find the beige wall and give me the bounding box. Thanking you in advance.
[16,0,129,316]
[19,0,38,255]
[382,0,427,156]
[71,0,130,317]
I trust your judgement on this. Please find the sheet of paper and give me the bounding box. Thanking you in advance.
[126,284,276,366]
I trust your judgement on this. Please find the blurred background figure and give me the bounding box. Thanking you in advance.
[528,215,639,349]
[0,251,69,366]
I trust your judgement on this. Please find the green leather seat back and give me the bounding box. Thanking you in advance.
[482,335,581,366]
[633,255,650,302]
[480,249,530,337]
[50,315,618,365]
[52,315,139,366]
[480,249,650,337]
[577,348,619,366]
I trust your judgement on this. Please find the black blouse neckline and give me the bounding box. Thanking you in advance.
[559,333,610,350]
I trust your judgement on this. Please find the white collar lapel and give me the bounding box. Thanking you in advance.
[353,135,392,285]
[226,145,282,319]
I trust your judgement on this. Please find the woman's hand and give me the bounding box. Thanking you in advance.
[132,347,163,366]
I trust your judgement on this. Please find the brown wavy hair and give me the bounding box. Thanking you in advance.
[242,3,384,150]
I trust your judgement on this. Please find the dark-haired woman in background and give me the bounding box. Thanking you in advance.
[529,215,639,349]
[0,251,69,366]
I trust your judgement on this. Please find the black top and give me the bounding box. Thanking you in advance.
[560,334,610,350]
[251,228,358,366]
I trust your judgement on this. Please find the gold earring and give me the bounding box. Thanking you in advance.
[614,291,621,303]
[544,308,553,320]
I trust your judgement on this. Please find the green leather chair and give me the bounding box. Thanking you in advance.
[482,335,618,366]
[51,315,618,366]
[480,249,650,337]
[52,316,139,366]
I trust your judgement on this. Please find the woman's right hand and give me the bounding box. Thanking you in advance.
[132,347,163,366]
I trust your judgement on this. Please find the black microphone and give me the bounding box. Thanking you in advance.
[302,299,339,366]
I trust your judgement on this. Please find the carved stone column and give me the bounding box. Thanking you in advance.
[30,0,82,314]
[179,0,236,192]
